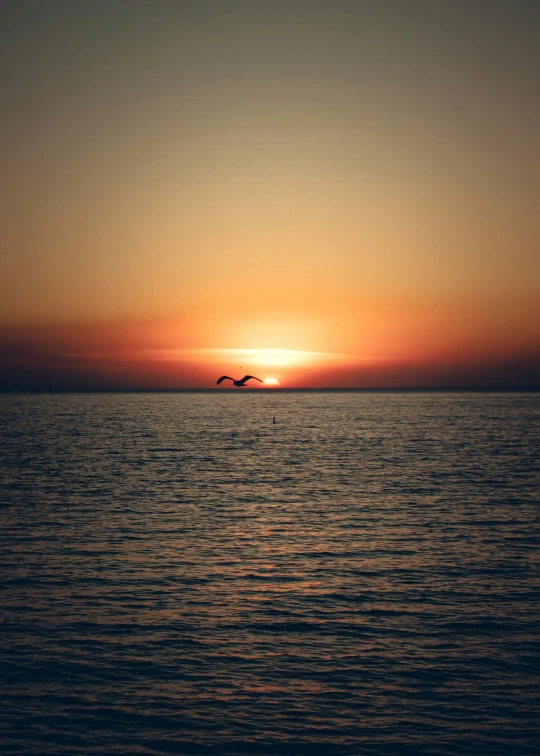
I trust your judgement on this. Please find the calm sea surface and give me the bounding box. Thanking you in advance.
[0,392,539,755]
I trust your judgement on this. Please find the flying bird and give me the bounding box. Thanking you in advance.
[216,375,263,387]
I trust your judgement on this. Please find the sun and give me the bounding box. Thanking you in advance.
[263,377,280,386]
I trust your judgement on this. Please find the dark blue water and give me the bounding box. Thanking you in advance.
[1,392,539,754]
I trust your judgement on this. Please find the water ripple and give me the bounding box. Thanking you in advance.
[0,392,539,754]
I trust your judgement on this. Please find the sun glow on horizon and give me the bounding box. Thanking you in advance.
[263,377,280,385]
[130,347,356,367]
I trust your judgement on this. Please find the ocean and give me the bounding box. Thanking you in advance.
[1,391,538,755]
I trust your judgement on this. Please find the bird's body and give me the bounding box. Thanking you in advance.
[216,374,263,387]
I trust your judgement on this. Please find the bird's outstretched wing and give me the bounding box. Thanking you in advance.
[216,375,233,385]
[240,375,263,385]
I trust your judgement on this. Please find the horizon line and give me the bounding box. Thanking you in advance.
[1,387,539,394]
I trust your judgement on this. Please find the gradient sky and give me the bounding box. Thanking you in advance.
[1,0,539,389]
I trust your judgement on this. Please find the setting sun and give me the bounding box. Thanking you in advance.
[263,377,280,386]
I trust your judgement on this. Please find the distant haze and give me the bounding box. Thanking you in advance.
[1,0,538,389]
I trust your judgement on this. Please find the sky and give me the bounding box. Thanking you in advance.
[1,0,539,389]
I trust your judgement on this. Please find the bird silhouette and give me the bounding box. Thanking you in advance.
[216,374,263,387]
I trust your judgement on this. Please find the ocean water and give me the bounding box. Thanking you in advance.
[0,391,538,755]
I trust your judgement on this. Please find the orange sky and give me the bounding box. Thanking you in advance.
[1,1,539,389]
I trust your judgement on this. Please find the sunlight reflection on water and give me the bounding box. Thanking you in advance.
[0,392,539,754]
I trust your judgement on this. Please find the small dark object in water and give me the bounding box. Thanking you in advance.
[273,416,276,424]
